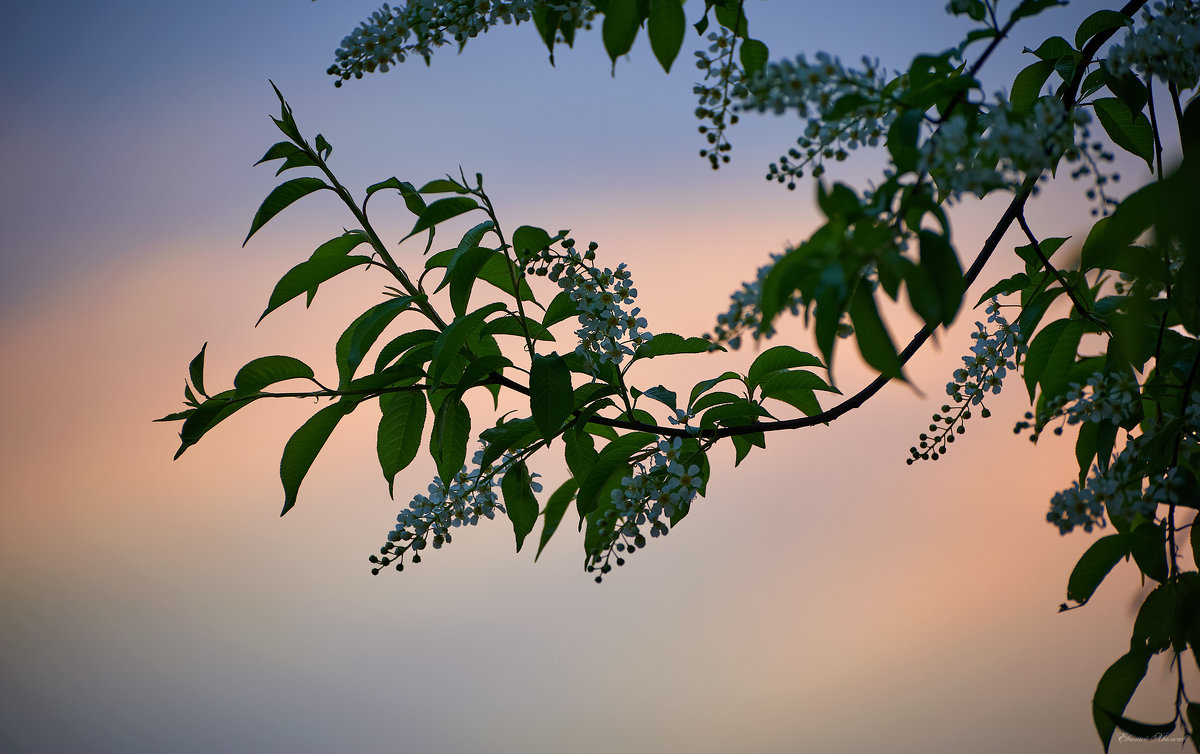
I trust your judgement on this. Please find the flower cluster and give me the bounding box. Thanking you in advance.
[739,52,895,187]
[585,438,704,581]
[522,238,652,374]
[706,251,802,349]
[1045,390,1199,534]
[920,97,1091,200]
[1018,372,1142,439]
[909,300,1023,463]
[327,1,596,85]
[694,29,748,169]
[371,447,530,572]
[1105,0,1200,92]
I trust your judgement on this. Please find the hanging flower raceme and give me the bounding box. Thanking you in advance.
[1105,0,1200,92]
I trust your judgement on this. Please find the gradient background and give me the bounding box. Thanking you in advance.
[2,2,1194,752]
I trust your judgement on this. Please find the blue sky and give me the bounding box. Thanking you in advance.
[1,2,1183,753]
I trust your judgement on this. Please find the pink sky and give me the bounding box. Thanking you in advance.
[2,2,1192,752]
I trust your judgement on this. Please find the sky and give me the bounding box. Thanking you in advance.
[1,2,1194,753]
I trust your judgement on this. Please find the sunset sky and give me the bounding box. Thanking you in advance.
[1,2,1192,752]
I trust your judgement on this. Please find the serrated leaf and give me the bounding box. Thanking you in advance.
[244,177,329,246]
[919,230,965,326]
[441,245,495,317]
[1075,9,1132,49]
[481,315,555,342]
[633,332,713,360]
[188,343,208,397]
[648,0,685,72]
[335,297,413,389]
[849,284,903,380]
[688,371,744,407]
[759,369,838,397]
[602,0,640,65]
[1066,533,1129,604]
[975,272,1031,306]
[530,353,574,439]
[280,399,357,515]
[405,196,480,240]
[1092,647,1152,752]
[255,141,301,165]
[430,396,470,483]
[258,255,372,324]
[542,290,579,328]
[1022,318,1083,402]
[502,461,539,552]
[1131,582,1174,652]
[233,355,315,397]
[418,178,469,194]
[577,432,655,517]
[377,391,427,496]
[1128,522,1168,583]
[481,417,539,468]
[739,37,768,79]
[536,478,578,560]
[174,391,249,459]
[746,345,825,390]
[1011,1,1067,24]
[429,302,507,388]
[1093,97,1154,167]
[1011,60,1054,113]
[641,385,677,411]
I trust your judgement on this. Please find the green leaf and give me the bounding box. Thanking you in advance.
[418,178,469,194]
[536,478,578,560]
[919,230,965,326]
[563,428,597,480]
[714,2,748,34]
[1025,35,1075,62]
[648,0,686,72]
[502,461,539,552]
[1093,97,1154,167]
[428,302,507,388]
[688,371,744,407]
[481,315,554,342]
[255,141,301,166]
[739,38,769,79]
[377,391,427,496]
[512,225,562,262]
[1010,60,1054,113]
[633,332,713,360]
[440,245,495,317]
[481,417,539,469]
[746,345,825,390]
[849,284,903,379]
[530,353,574,440]
[641,385,678,411]
[602,0,640,65]
[244,177,329,246]
[335,297,413,389]
[577,432,655,517]
[1131,582,1175,652]
[542,290,579,328]
[975,272,1031,306]
[405,196,480,240]
[1092,647,1153,752]
[272,151,320,176]
[280,399,357,515]
[188,343,208,397]
[1128,522,1168,583]
[1066,533,1129,604]
[759,369,838,397]
[430,396,470,483]
[1075,9,1132,49]
[1110,716,1176,741]
[233,355,315,397]
[887,110,923,174]
[174,392,249,459]
[258,255,372,324]
[1022,318,1085,402]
